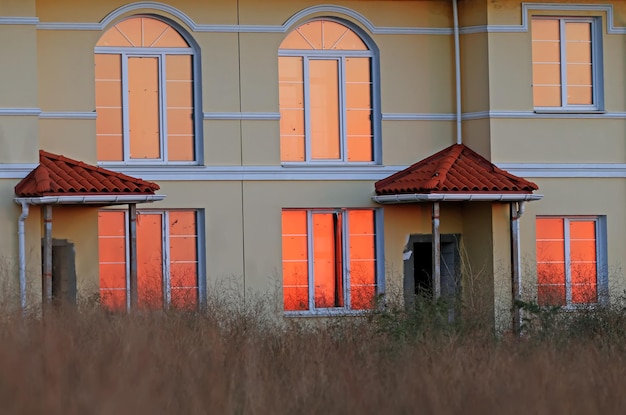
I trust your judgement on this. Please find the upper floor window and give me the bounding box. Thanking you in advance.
[531,17,603,111]
[95,16,201,164]
[278,19,379,164]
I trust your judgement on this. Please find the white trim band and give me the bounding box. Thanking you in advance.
[14,195,166,205]
[39,112,98,120]
[203,112,280,120]
[372,193,543,204]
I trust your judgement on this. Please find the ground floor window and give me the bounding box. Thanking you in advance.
[98,210,203,310]
[535,216,606,307]
[281,208,380,313]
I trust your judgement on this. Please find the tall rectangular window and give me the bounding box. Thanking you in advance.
[536,217,606,307]
[95,16,198,164]
[282,209,378,313]
[98,210,202,310]
[279,20,376,164]
[531,17,602,110]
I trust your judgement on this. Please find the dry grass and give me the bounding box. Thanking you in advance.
[0,298,625,415]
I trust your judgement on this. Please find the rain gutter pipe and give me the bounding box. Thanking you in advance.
[18,200,29,312]
[453,0,462,145]
[372,193,543,204]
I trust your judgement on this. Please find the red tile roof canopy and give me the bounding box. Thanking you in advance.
[375,144,538,195]
[15,150,160,197]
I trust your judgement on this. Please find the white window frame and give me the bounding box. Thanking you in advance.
[95,17,203,166]
[536,215,608,309]
[279,19,381,166]
[100,209,206,311]
[532,16,604,112]
[284,208,385,317]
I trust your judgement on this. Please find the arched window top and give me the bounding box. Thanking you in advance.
[280,20,367,51]
[97,16,188,48]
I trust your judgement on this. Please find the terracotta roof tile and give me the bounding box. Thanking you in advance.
[15,150,160,197]
[375,144,538,195]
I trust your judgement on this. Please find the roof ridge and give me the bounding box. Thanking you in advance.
[422,144,463,190]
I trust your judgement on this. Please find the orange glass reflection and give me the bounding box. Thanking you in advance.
[282,211,309,311]
[310,60,340,160]
[169,211,198,309]
[97,17,188,48]
[128,57,161,159]
[348,210,375,309]
[96,54,123,161]
[536,218,565,306]
[279,20,367,51]
[313,213,343,308]
[98,211,127,310]
[137,213,164,309]
[532,19,561,107]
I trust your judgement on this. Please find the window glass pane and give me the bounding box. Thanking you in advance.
[532,19,561,107]
[565,22,591,42]
[152,27,188,48]
[98,212,127,310]
[310,60,340,160]
[128,57,161,159]
[279,57,305,162]
[142,17,170,47]
[347,136,372,162]
[166,57,194,162]
[282,211,309,311]
[332,29,367,50]
[313,213,343,308]
[536,218,566,305]
[348,210,376,310]
[321,21,349,49]
[96,54,123,161]
[295,21,323,50]
[169,211,198,308]
[137,213,164,309]
[115,17,142,47]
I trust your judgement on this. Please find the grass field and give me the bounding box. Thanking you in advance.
[0,297,625,414]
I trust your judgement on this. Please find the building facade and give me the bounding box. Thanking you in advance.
[1,0,625,329]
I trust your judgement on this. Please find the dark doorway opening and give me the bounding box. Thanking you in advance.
[403,234,461,308]
[42,238,77,307]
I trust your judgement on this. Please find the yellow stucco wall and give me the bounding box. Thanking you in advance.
[0,0,624,329]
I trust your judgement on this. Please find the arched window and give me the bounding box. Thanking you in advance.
[95,16,200,163]
[278,19,378,163]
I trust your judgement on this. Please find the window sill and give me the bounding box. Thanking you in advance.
[281,162,381,168]
[98,162,202,168]
[533,109,605,115]
[284,309,370,318]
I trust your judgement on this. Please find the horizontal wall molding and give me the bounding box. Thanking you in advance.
[203,112,280,121]
[384,111,626,121]
[382,113,455,121]
[3,108,625,121]
[104,165,405,181]
[39,112,97,120]
[4,162,626,181]
[0,164,38,179]
[497,163,626,178]
[0,108,41,116]
[6,3,626,35]
[0,17,39,25]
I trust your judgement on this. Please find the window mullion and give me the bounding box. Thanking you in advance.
[162,211,171,309]
[342,209,350,309]
[564,218,572,305]
[307,211,315,311]
[560,20,568,108]
[160,53,168,162]
[339,57,348,162]
[124,209,131,312]
[303,57,312,162]
[121,53,131,162]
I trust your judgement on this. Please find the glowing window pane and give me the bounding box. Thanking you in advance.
[128,57,161,159]
[137,213,164,309]
[282,211,309,311]
[310,60,340,160]
[313,213,343,308]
